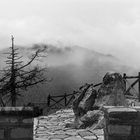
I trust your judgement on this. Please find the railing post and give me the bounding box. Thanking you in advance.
[64,93,67,107]
[47,94,51,107]
[123,73,126,92]
[139,72,140,102]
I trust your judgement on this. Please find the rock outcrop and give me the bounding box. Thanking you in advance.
[73,83,97,118]
[70,72,128,129]
[72,83,97,128]
[95,72,128,107]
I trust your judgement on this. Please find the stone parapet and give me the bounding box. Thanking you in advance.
[103,106,140,140]
[0,107,35,140]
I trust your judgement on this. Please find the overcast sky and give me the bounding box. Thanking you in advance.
[0,0,140,67]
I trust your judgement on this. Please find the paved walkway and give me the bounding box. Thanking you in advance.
[34,109,104,140]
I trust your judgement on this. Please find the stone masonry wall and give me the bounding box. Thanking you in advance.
[103,106,140,140]
[0,107,33,140]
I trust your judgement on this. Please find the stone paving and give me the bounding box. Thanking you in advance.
[34,109,104,140]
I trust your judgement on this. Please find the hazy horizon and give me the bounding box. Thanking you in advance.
[0,0,140,68]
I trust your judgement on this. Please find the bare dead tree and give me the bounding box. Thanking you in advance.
[0,36,47,106]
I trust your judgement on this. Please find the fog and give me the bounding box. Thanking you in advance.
[0,0,140,68]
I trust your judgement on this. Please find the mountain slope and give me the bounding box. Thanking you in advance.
[0,44,134,104]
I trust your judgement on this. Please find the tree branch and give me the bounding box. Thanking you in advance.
[16,79,46,90]
[17,49,40,70]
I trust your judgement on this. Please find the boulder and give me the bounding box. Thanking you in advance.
[72,83,97,118]
[95,72,128,107]
[69,72,128,129]
[71,83,97,128]
[80,110,103,128]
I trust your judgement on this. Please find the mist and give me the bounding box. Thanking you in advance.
[0,0,140,68]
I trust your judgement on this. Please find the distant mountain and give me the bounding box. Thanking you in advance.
[0,44,135,104]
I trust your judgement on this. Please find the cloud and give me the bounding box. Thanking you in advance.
[0,0,140,67]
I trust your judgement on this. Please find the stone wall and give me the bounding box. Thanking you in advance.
[103,106,140,140]
[0,107,34,140]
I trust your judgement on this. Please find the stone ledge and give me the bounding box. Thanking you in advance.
[102,106,139,124]
[102,106,138,113]
[103,106,140,140]
[0,107,42,118]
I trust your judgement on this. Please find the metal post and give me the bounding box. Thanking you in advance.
[64,93,67,106]
[47,94,51,107]
[123,73,126,92]
[139,72,140,102]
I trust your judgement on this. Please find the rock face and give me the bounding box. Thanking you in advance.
[73,83,97,118]
[95,72,128,107]
[71,72,128,129]
[72,83,97,128]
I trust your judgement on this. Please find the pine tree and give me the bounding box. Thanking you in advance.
[0,36,47,106]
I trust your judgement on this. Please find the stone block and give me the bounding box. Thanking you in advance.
[10,118,18,123]
[133,126,140,136]
[0,129,4,139]
[22,118,33,124]
[103,106,138,124]
[107,124,131,135]
[0,117,18,124]
[11,127,33,138]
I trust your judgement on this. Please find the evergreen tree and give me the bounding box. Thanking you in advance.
[0,36,47,106]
